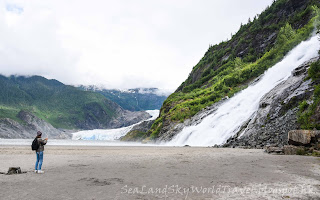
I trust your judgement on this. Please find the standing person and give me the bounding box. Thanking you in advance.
[34,131,48,174]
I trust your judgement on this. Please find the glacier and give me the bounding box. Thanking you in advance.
[72,110,159,141]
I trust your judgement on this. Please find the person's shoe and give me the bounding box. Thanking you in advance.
[37,170,44,174]
[34,170,38,173]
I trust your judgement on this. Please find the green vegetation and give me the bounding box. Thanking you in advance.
[311,151,320,157]
[293,148,320,157]
[120,130,147,141]
[148,1,320,139]
[296,148,308,155]
[298,61,320,129]
[149,117,164,139]
[297,5,320,130]
[0,106,25,124]
[0,75,118,129]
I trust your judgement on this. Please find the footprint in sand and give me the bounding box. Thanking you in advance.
[69,164,89,167]
[78,177,124,186]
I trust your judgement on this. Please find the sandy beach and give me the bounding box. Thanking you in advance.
[0,146,320,200]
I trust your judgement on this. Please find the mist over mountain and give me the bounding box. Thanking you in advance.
[80,86,169,111]
[0,75,150,138]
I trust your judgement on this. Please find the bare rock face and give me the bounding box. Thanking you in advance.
[130,120,155,133]
[74,100,151,130]
[288,130,320,146]
[266,146,284,154]
[0,118,28,138]
[18,111,69,138]
[0,111,71,139]
[120,120,155,141]
[108,109,151,129]
[267,130,320,155]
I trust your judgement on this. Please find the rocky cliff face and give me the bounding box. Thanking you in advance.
[148,0,319,140]
[108,109,151,129]
[120,120,155,141]
[74,100,150,130]
[154,57,319,147]
[224,57,319,148]
[0,111,71,139]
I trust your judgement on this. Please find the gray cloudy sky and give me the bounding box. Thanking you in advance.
[0,0,273,92]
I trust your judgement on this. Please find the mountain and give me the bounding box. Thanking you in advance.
[141,0,320,143]
[0,75,150,138]
[80,86,168,111]
[0,110,71,139]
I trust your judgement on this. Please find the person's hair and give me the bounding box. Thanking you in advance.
[36,131,42,138]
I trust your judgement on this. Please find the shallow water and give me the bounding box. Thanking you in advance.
[0,138,160,146]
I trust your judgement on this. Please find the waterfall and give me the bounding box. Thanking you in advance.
[168,35,320,146]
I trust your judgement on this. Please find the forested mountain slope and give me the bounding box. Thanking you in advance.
[0,75,149,132]
[146,0,320,140]
[80,86,168,111]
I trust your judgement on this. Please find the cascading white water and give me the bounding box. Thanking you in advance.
[168,35,320,147]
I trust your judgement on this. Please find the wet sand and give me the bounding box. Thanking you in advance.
[0,146,319,200]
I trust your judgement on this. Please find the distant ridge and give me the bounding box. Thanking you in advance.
[79,86,168,111]
[0,75,150,135]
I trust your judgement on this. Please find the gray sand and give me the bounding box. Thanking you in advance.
[0,146,319,200]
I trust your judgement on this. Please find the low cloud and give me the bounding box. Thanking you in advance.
[0,0,273,92]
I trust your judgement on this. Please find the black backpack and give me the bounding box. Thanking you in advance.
[31,138,39,151]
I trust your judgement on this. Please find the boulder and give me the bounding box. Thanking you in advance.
[283,145,305,155]
[266,146,284,154]
[288,130,320,146]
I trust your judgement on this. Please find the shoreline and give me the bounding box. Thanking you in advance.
[0,139,162,147]
[1,146,319,199]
